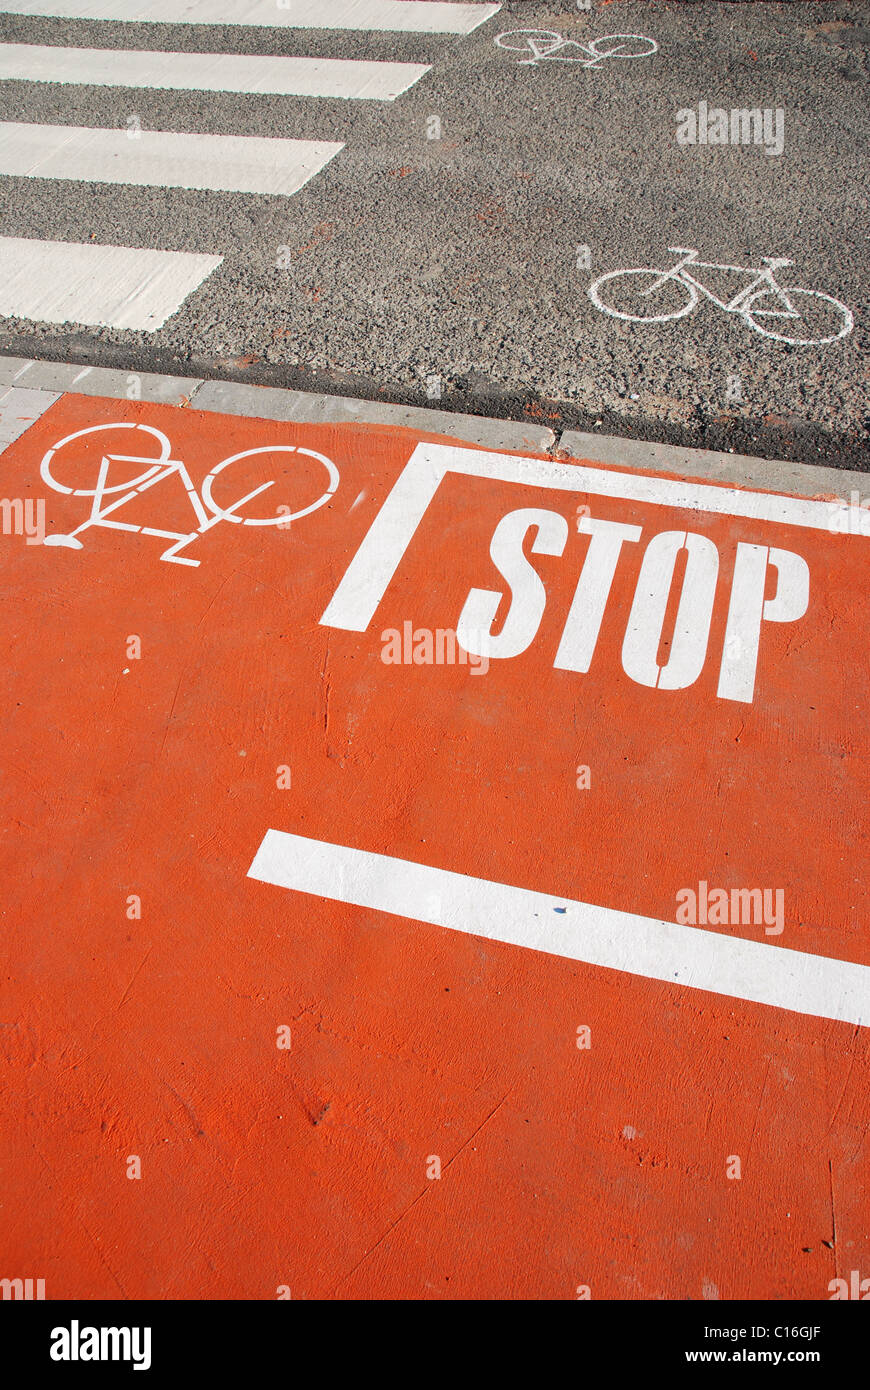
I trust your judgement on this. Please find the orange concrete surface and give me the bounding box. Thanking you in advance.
[1,393,867,1300]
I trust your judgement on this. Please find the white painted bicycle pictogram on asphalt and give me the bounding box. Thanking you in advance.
[39,421,339,566]
[495,30,658,68]
[588,247,854,345]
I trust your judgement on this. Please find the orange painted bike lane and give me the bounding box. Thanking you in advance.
[1,391,867,1300]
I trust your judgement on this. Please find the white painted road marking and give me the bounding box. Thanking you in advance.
[0,122,345,197]
[0,237,222,330]
[35,421,342,562]
[588,248,853,346]
[495,30,658,69]
[0,44,431,101]
[248,830,870,1027]
[320,440,864,633]
[0,0,501,33]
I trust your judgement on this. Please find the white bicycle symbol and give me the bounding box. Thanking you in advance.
[495,30,658,67]
[40,421,339,566]
[588,248,854,345]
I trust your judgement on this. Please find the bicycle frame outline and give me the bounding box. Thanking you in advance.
[40,422,339,567]
[497,31,658,68]
[648,247,802,320]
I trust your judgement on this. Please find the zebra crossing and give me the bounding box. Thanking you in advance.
[0,123,346,195]
[0,0,501,33]
[0,44,431,100]
[0,0,500,330]
[0,235,223,329]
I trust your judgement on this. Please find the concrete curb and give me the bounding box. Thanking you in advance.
[1,354,867,501]
[557,430,870,501]
[0,355,557,454]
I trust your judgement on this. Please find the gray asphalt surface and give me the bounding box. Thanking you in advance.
[0,0,867,467]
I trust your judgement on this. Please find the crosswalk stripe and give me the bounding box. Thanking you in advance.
[0,122,345,196]
[0,236,222,330]
[0,43,431,100]
[0,0,501,34]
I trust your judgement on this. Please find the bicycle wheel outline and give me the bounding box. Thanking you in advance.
[586,33,659,62]
[40,421,173,496]
[588,268,698,323]
[494,28,564,58]
[201,445,339,526]
[740,286,854,345]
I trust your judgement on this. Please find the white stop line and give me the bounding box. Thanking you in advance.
[248,831,870,1027]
